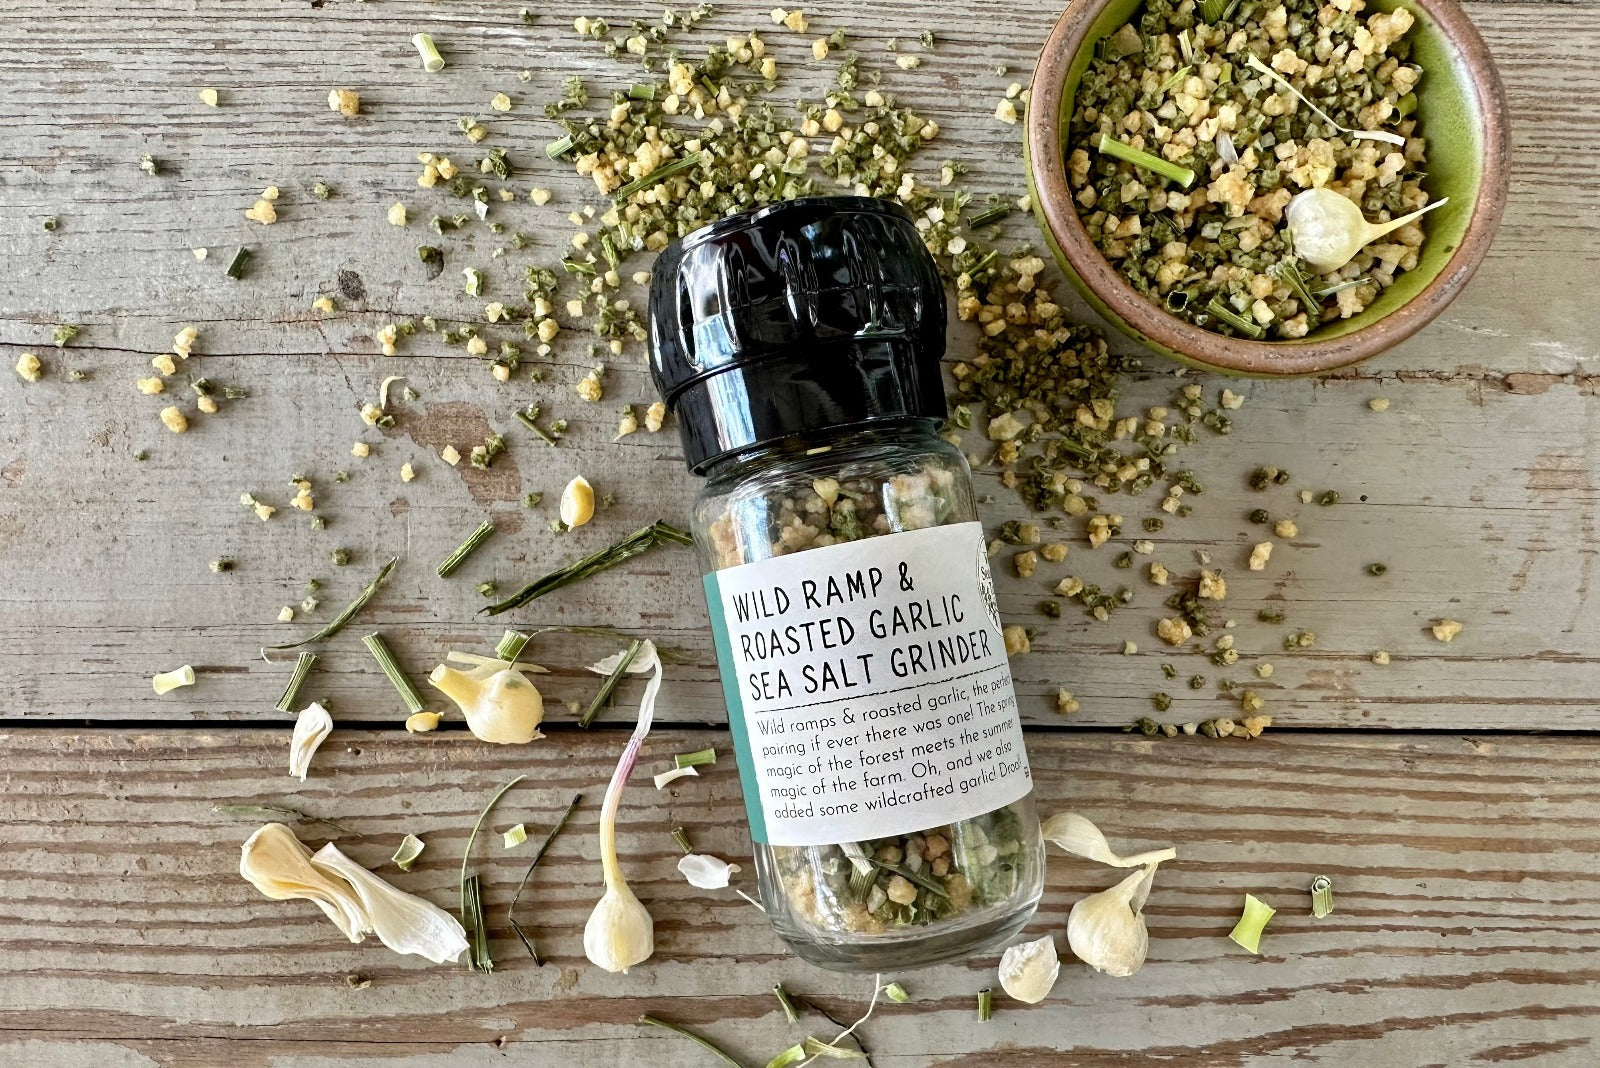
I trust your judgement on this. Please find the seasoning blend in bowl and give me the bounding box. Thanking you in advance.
[649,197,1045,971]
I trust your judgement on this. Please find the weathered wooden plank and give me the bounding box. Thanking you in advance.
[2,727,1599,1065]
[1,357,1596,728]
[0,1,1595,378]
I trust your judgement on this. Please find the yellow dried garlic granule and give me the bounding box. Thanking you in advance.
[1431,619,1463,643]
[160,406,189,433]
[328,88,361,116]
[14,353,42,381]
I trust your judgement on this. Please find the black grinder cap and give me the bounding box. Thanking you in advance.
[647,196,948,475]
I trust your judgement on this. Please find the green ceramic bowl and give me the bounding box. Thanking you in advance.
[1025,0,1510,376]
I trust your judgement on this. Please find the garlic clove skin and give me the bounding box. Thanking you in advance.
[1067,864,1157,977]
[1042,812,1177,869]
[310,843,468,964]
[428,664,545,744]
[998,934,1061,1004]
[240,823,369,942]
[677,853,740,889]
[584,882,655,973]
[288,701,334,781]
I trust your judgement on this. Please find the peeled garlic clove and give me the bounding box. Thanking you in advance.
[1067,864,1158,977]
[1042,812,1177,868]
[677,853,740,889]
[1286,188,1450,275]
[584,882,654,973]
[240,823,369,942]
[309,843,468,965]
[998,934,1060,1004]
[560,475,596,528]
[288,701,334,781]
[428,664,545,744]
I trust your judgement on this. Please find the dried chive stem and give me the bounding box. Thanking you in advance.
[977,988,994,1021]
[484,522,692,615]
[611,151,704,204]
[438,520,495,578]
[638,1015,743,1068]
[270,557,397,649]
[1204,297,1266,340]
[225,247,251,279]
[459,774,527,973]
[362,632,426,715]
[508,791,582,962]
[1095,133,1195,188]
[967,203,1013,228]
[274,652,318,713]
[673,747,717,769]
[579,640,642,727]
[773,983,800,1025]
[670,826,693,853]
[495,629,532,661]
[545,133,576,159]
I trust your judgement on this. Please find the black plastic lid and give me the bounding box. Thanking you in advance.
[647,196,948,475]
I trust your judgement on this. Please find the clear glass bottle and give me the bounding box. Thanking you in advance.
[650,198,1044,971]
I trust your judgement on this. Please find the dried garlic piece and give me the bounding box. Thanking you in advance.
[288,701,333,781]
[998,934,1060,1004]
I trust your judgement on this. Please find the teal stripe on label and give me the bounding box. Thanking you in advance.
[703,571,768,843]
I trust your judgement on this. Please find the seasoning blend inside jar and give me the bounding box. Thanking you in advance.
[648,197,1045,971]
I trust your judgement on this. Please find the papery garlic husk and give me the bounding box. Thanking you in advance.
[584,881,655,973]
[288,701,334,781]
[239,823,367,942]
[1067,863,1159,977]
[310,843,468,964]
[428,661,544,744]
[677,853,740,890]
[1042,812,1177,869]
[998,934,1060,1004]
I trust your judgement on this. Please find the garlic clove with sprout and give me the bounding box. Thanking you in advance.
[584,641,664,975]
[585,879,656,973]
[288,701,333,781]
[998,934,1061,1004]
[428,662,545,744]
[239,823,369,942]
[1042,812,1177,868]
[309,843,468,964]
[677,853,741,889]
[1285,188,1450,275]
[1067,863,1160,977]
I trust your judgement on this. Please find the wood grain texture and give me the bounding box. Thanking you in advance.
[0,0,1597,731]
[4,727,1600,1067]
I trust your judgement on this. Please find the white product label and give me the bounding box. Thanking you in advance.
[703,521,1032,847]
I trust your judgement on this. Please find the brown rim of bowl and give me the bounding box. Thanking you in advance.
[1026,0,1511,376]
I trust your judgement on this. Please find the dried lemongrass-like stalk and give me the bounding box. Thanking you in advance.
[288,702,334,782]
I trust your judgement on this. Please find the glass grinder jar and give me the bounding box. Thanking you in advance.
[647,197,1044,971]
